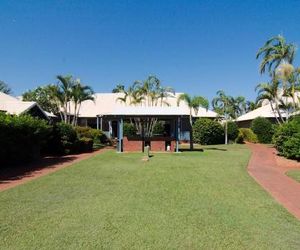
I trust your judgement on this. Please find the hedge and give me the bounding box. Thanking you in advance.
[251,117,274,143]
[0,113,51,164]
[193,118,224,145]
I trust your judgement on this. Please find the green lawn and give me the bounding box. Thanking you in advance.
[287,169,300,183]
[1,144,300,249]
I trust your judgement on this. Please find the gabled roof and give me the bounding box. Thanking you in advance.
[236,103,287,122]
[0,92,50,119]
[69,92,218,118]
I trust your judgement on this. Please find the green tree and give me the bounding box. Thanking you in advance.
[71,80,94,126]
[0,80,11,94]
[177,93,209,150]
[256,35,296,75]
[112,84,125,93]
[22,85,60,115]
[212,90,234,145]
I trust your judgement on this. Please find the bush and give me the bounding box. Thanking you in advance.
[237,128,258,143]
[75,126,106,144]
[251,117,274,143]
[153,121,165,135]
[273,118,300,160]
[123,123,137,137]
[193,118,224,145]
[227,121,239,142]
[46,122,78,155]
[77,137,94,152]
[0,113,51,164]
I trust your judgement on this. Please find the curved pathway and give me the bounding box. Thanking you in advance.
[0,148,113,192]
[247,143,300,220]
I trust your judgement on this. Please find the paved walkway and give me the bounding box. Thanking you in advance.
[0,147,113,192]
[247,143,300,220]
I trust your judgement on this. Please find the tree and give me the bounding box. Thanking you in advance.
[255,77,285,124]
[71,80,94,126]
[212,90,234,145]
[177,93,209,150]
[112,84,125,93]
[22,85,60,115]
[115,75,175,137]
[0,80,11,94]
[55,75,74,123]
[246,101,260,112]
[256,35,296,75]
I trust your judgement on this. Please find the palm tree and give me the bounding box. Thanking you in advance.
[56,75,74,123]
[177,93,209,150]
[256,35,296,75]
[231,96,246,118]
[112,84,125,93]
[0,80,11,94]
[246,101,260,112]
[255,78,285,124]
[71,80,94,126]
[212,90,234,145]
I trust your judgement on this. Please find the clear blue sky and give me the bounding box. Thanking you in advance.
[1,0,300,102]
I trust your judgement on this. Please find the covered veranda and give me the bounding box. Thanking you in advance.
[103,107,189,153]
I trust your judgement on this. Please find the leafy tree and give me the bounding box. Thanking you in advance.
[177,93,209,150]
[0,80,11,94]
[112,84,125,93]
[22,85,60,115]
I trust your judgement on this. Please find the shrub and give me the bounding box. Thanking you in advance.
[46,122,78,155]
[0,113,51,164]
[193,118,224,145]
[235,131,244,144]
[75,126,106,144]
[237,128,258,143]
[273,118,300,160]
[227,121,239,142]
[123,123,137,137]
[153,121,165,135]
[77,137,94,152]
[251,117,274,143]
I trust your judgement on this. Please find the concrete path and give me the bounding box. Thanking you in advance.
[0,148,112,192]
[247,143,300,220]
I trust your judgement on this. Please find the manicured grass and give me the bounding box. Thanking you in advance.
[287,169,300,183]
[1,144,300,249]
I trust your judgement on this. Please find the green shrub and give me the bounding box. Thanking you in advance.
[227,121,239,142]
[77,137,94,153]
[153,121,165,135]
[47,122,78,155]
[235,131,244,144]
[75,126,106,144]
[251,117,274,143]
[0,113,51,164]
[193,118,224,145]
[238,128,258,143]
[273,118,300,160]
[123,123,137,137]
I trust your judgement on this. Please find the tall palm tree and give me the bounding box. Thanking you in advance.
[231,96,247,118]
[177,93,209,150]
[0,80,11,94]
[256,35,296,75]
[71,80,94,126]
[212,90,234,145]
[56,75,74,123]
[255,78,285,124]
[246,101,260,112]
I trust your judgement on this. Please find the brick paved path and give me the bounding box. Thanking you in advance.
[247,143,300,220]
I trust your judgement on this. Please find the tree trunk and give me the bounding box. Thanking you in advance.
[225,120,228,145]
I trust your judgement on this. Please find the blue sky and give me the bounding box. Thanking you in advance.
[1,0,300,102]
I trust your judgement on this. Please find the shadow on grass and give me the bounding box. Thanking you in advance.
[179,148,204,152]
[204,147,227,151]
[0,156,78,184]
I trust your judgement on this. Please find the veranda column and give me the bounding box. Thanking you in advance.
[117,118,123,153]
[96,115,99,130]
